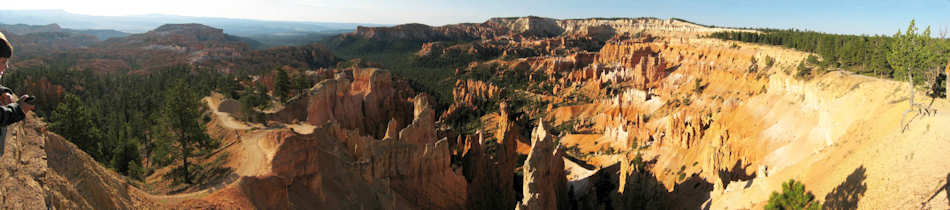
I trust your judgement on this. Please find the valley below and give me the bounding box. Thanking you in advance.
[0,16,949,209]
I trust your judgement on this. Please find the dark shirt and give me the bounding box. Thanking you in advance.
[0,85,27,157]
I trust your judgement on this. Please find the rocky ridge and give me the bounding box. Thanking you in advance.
[179,67,468,209]
[516,121,569,210]
[7,15,946,210]
[350,17,748,43]
[0,115,157,209]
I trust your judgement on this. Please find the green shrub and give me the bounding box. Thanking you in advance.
[806,55,820,65]
[765,179,821,210]
[795,61,812,79]
[765,55,776,69]
[748,57,759,73]
[631,152,645,169]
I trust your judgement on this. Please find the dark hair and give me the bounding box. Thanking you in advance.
[0,32,12,58]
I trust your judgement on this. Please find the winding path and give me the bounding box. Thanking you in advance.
[149,95,287,205]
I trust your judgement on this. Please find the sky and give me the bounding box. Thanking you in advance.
[4,0,950,36]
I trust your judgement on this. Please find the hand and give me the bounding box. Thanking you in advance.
[0,93,12,105]
[18,95,33,114]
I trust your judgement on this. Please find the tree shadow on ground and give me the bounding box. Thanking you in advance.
[717,160,756,186]
[165,152,236,194]
[922,173,950,207]
[823,165,867,210]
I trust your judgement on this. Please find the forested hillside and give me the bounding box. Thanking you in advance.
[709,20,949,87]
[2,24,339,180]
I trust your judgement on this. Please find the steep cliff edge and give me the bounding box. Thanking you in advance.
[706,70,950,209]
[178,68,467,209]
[431,24,950,209]
[0,115,158,209]
[575,36,950,209]
[13,16,943,210]
[272,67,414,139]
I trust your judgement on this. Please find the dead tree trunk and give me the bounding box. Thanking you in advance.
[901,72,934,133]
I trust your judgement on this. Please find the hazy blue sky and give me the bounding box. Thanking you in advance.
[6,0,950,35]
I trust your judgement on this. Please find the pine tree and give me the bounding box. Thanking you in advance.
[796,61,811,79]
[891,20,943,131]
[888,20,939,85]
[818,37,838,67]
[49,93,105,161]
[765,180,821,210]
[158,80,217,184]
[110,137,143,179]
[147,108,177,171]
[274,69,290,101]
[868,37,892,77]
[254,81,272,109]
[292,73,311,91]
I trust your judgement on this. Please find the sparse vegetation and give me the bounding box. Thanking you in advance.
[805,55,819,65]
[765,55,776,69]
[551,119,578,136]
[694,79,705,94]
[748,57,759,73]
[563,144,593,159]
[631,151,645,169]
[238,81,271,122]
[630,138,639,150]
[765,179,822,210]
[326,41,455,107]
[795,61,812,79]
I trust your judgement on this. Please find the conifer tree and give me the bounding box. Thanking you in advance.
[49,93,105,161]
[158,80,217,184]
[888,20,938,85]
[891,20,942,131]
[868,37,892,77]
[274,69,290,101]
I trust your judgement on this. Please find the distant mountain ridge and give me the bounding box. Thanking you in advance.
[0,9,387,37]
[100,23,261,51]
[337,16,721,44]
[5,22,339,75]
[324,16,732,54]
[0,23,128,40]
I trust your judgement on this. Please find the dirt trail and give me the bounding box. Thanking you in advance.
[150,95,294,205]
[234,130,273,177]
[205,94,277,176]
[204,93,257,130]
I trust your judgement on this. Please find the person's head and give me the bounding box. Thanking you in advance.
[0,31,12,74]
